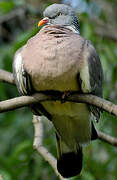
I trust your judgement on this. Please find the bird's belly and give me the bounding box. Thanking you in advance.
[32,69,79,91]
[41,101,91,148]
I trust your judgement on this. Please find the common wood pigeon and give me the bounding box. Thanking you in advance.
[13,3,103,178]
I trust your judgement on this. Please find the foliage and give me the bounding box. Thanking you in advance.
[0,0,117,179]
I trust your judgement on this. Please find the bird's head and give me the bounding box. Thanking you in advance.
[38,4,80,33]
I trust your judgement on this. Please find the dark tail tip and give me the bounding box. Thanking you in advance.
[57,149,82,178]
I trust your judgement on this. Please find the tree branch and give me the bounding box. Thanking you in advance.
[1,68,117,177]
[0,174,3,180]
[0,92,117,117]
[94,27,117,42]
[0,69,15,85]
[1,70,117,118]
[32,115,68,180]
[97,131,117,146]
[1,70,117,147]
[0,8,26,24]
[90,18,117,42]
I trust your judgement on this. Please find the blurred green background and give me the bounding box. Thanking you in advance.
[0,0,117,179]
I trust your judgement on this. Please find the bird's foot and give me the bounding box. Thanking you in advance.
[61,91,71,103]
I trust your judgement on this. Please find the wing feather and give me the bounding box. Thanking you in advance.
[79,40,103,121]
[13,47,52,120]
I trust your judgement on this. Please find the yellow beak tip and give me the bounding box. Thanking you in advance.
[37,17,49,27]
[38,22,41,27]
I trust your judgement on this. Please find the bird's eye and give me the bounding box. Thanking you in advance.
[58,12,62,16]
[49,12,62,20]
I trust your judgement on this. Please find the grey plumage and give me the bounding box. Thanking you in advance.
[13,4,103,178]
[43,4,80,32]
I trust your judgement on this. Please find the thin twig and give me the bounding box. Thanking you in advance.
[0,69,15,85]
[32,115,68,180]
[0,174,3,180]
[97,131,117,146]
[94,27,117,42]
[91,18,117,42]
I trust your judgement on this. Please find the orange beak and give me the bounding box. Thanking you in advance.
[38,17,49,27]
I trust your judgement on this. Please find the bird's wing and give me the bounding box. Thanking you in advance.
[79,39,103,121]
[13,46,33,95]
[13,47,52,120]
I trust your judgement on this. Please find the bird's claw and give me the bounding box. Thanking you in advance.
[61,91,71,103]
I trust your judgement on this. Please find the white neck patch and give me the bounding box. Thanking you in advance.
[66,25,80,34]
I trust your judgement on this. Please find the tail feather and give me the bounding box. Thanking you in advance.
[91,122,98,140]
[56,133,83,178]
[57,149,82,178]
